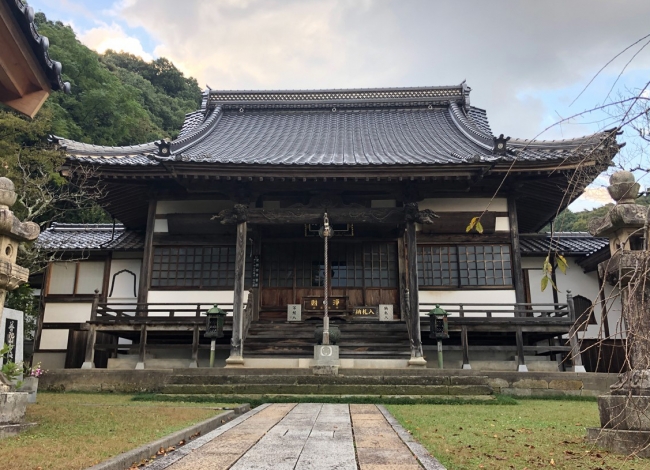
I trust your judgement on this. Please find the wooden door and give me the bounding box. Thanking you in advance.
[259,240,399,320]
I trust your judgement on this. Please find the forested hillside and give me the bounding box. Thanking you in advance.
[0,13,201,227]
[543,195,650,232]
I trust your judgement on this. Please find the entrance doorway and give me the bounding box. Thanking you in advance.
[259,240,399,320]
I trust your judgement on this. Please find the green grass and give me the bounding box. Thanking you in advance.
[0,393,238,470]
[387,400,649,470]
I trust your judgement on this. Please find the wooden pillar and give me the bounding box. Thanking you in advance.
[135,325,147,370]
[461,325,471,370]
[508,196,526,309]
[190,325,200,368]
[515,326,527,372]
[81,290,100,369]
[137,200,157,309]
[567,290,586,372]
[226,220,247,367]
[397,234,408,321]
[405,220,425,366]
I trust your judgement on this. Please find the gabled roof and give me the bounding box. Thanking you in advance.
[520,232,608,257]
[52,83,620,169]
[37,223,144,251]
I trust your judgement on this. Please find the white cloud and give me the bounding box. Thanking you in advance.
[111,0,650,139]
[78,22,153,62]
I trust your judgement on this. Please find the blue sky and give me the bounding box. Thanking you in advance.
[27,0,650,213]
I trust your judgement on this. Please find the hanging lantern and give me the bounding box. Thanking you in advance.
[205,304,227,339]
[428,304,449,340]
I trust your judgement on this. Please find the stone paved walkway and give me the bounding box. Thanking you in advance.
[147,403,445,470]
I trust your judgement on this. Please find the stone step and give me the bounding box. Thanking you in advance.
[167,374,487,386]
[159,382,492,396]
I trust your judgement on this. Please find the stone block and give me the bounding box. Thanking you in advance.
[512,379,549,389]
[549,379,583,391]
[450,376,489,386]
[0,391,27,425]
[448,385,492,395]
[587,427,650,458]
[598,395,650,431]
[500,387,531,397]
[314,345,339,364]
[487,378,510,390]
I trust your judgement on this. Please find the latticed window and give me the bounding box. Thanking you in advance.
[151,246,251,289]
[417,245,512,288]
[261,242,397,288]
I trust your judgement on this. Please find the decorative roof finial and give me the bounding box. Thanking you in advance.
[493,134,510,156]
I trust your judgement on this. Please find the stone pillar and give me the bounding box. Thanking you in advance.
[226,219,247,367]
[0,177,40,438]
[586,171,650,456]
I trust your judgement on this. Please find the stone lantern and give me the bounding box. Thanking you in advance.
[587,171,650,455]
[0,177,40,437]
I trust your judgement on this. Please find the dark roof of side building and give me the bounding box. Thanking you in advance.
[52,84,620,167]
[520,232,609,257]
[37,223,144,251]
[5,0,70,92]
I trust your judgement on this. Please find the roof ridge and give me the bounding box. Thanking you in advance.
[447,102,493,151]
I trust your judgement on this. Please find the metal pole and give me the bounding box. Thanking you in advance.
[210,339,216,368]
[437,340,444,369]
[322,213,330,345]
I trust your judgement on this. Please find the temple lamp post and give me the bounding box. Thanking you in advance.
[319,212,333,345]
[205,304,226,367]
[428,304,449,369]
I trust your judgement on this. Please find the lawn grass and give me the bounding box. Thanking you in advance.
[387,400,650,470]
[0,393,237,470]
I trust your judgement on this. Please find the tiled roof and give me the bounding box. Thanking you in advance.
[6,0,70,92]
[54,84,620,168]
[37,223,144,251]
[520,232,609,256]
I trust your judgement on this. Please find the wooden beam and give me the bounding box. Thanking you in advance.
[137,200,156,306]
[508,196,526,307]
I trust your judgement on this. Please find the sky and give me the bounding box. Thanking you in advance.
[27,0,650,212]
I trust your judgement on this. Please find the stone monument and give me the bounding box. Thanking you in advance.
[0,177,40,438]
[587,171,650,455]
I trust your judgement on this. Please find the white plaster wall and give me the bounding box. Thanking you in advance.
[77,261,105,294]
[156,200,234,214]
[154,219,169,233]
[524,256,623,340]
[495,217,510,232]
[43,303,93,323]
[147,290,245,316]
[40,329,69,350]
[48,262,76,294]
[107,258,141,302]
[419,290,517,317]
[419,198,508,213]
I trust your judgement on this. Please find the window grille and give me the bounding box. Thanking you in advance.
[418,244,512,288]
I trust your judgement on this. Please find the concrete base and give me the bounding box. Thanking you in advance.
[225,355,245,368]
[314,345,339,363]
[80,361,95,369]
[189,361,198,368]
[597,394,650,430]
[408,356,427,368]
[0,422,36,440]
[517,365,529,372]
[462,363,472,370]
[312,365,340,376]
[573,365,587,373]
[0,391,28,425]
[135,362,145,370]
[587,427,650,457]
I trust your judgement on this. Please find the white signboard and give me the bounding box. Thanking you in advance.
[0,307,24,367]
[287,304,301,322]
[379,304,394,322]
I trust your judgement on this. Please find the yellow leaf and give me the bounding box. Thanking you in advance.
[542,255,552,274]
[556,254,568,274]
[475,221,484,234]
[541,275,549,292]
[550,458,556,466]
[466,217,478,233]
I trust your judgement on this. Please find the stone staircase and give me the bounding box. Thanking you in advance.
[158,369,492,396]
[243,320,412,359]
